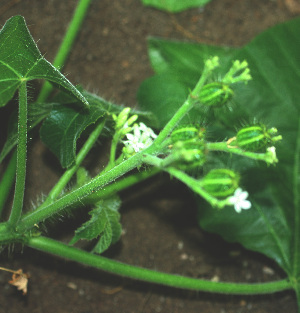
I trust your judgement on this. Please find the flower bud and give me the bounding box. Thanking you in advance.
[236,124,282,152]
[200,169,239,198]
[171,140,206,169]
[171,125,205,143]
[199,82,233,107]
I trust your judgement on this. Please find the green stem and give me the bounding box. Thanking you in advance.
[8,82,27,227]
[207,142,275,163]
[153,60,216,147]
[43,119,106,206]
[108,133,120,168]
[27,236,292,295]
[81,167,161,205]
[17,152,145,232]
[0,150,17,216]
[37,0,92,103]
[143,156,228,209]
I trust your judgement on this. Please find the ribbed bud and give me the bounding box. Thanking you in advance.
[200,169,239,198]
[171,140,206,170]
[171,125,205,143]
[236,124,282,152]
[199,82,233,107]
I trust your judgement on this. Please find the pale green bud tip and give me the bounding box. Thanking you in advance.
[223,59,252,85]
[265,146,278,164]
[126,114,138,126]
[205,56,219,71]
[115,107,131,129]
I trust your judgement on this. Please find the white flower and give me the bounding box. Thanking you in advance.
[123,122,157,154]
[228,188,251,213]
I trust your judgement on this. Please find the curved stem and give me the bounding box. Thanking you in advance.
[8,82,27,227]
[27,236,292,295]
[37,0,92,103]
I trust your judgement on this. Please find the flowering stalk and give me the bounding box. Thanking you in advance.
[207,142,279,165]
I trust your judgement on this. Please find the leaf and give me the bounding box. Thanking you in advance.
[141,0,211,13]
[0,16,88,107]
[69,195,122,254]
[137,38,236,127]
[137,73,189,128]
[40,102,105,168]
[139,17,300,297]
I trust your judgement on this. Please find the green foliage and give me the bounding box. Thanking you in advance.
[137,38,236,127]
[69,195,122,254]
[139,17,300,294]
[141,0,211,13]
[40,103,105,168]
[0,16,88,107]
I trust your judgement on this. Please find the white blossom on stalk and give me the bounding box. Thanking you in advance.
[228,188,251,213]
[123,122,157,155]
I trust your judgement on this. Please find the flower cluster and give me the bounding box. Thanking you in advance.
[123,122,157,156]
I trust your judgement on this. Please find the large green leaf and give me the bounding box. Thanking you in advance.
[139,18,300,295]
[0,16,88,107]
[141,0,211,13]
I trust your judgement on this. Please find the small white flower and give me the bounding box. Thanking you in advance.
[123,122,157,154]
[228,188,251,213]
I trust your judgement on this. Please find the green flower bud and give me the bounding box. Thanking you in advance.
[201,169,239,198]
[171,125,206,143]
[236,124,282,152]
[171,140,206,170]
[199,82,233,107]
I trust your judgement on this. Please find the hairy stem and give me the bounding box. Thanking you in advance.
[43,119,106,206]
[27,236,292,295]
[8,82,27,227]
[17,152,146,232]
[0,150,17,216]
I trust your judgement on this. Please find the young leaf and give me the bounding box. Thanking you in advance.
[40,103,105,168]
[141,0,211,13]
[69,195,122,254]
[140,17,300,300]
[0,16,88,107]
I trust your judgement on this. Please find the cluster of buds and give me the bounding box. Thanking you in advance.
[112,107,138,139]
[198,59,252,107]
[112,107,157,158]
[168,125,206,170]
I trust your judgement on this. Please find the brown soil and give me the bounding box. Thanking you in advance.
[0,0,298,312]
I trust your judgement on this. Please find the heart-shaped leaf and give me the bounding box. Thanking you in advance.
[0,16,88,107]
[139,18,300,301]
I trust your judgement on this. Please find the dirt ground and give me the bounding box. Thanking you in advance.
[0,0,299,312]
